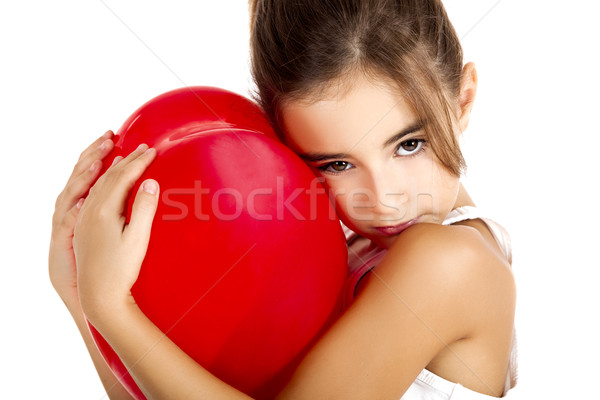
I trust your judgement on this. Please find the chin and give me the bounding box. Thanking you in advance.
[374,236,396,250]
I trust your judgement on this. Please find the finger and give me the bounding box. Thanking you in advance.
[106,143,150,171]
[110,155,124,167]
[78,130,114,163]
[91,146,157,216]
[71,134,115,178]
[85,144,148,200]
[125,179,159,248]
[85,155,123,198]
[89,144,149,198]
[56,131,115,212]
[54,156,107,220]
[53,197,85,241]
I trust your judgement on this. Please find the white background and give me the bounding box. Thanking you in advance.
[1,1,598,398]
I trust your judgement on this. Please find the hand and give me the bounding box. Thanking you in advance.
[49,130,116,309]
[72,142,159,323]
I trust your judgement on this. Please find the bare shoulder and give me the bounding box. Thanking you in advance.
[369,223,516,336]
[387,222,512,281]
[392,222,506,263]
[279,223,515,398]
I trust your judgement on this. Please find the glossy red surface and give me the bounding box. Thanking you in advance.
[87,87,348,399]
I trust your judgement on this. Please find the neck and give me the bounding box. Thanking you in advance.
[453,183,476,209]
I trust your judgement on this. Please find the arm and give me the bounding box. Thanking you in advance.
[49,130,133,399]
[71,143,251,400]
[62,297,135,400]
[279,223,514,398]
[74,146,514,399]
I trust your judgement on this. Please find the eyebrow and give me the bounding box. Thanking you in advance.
[298,122,423,163]
[382,123,423,148]
[299,152,349,163]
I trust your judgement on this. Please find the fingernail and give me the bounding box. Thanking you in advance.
[76,198,84,209]
[89,160,99,172]
[111,156,122,166]
[99,139,110,151]
[102,130,112,139]
[137,143,148,151]
[142,180,157,194]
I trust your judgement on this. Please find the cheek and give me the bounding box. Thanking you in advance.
[427,168,460,215]
[326,180,354,217]
[323,178,369,229]
[401,156,438,193]
[404,155,459,210]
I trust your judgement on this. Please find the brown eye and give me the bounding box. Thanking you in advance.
[331,161,349,171]
[318,160,353,174]
[402,140,419,151]
[395,139,425,156]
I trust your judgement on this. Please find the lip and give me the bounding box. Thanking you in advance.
[374,217,421,236]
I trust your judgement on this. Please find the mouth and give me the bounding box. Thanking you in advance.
[373,217,421,236]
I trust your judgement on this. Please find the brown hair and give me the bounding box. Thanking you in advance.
[249,0,466,175]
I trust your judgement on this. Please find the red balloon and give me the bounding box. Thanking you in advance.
[112,86,278,153]
[87,87,348,399]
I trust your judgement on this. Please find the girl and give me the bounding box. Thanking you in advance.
[49,0,517,398]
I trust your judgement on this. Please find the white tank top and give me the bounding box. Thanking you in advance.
[342,206,518,399]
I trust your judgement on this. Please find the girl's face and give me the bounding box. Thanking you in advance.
[281,76,461,249]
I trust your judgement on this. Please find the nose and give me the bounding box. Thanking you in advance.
[348,170,407,223]
[371,171,408,221]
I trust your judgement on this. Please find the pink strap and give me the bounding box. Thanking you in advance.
[342,250,387,310]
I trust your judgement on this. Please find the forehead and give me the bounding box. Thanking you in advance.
[279,76,417,155]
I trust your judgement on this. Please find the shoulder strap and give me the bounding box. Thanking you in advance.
[443,206,512,265]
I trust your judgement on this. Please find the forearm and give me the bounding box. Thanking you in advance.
[89,302,252,400]
[64,297,134,400]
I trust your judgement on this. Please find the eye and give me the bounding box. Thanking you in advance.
[395,139,426,157]
[318,160,354,174]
